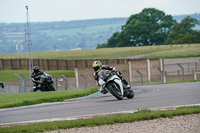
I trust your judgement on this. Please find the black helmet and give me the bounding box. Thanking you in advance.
[92,61,102,72]
[33,66,39,73]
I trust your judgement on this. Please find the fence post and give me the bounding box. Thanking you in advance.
[147,59,151,82]
[128,61,132,83]
[80,74,87,89]
[55,77,58,90]
[62,75,70,90]
[194,74,197,80]
[157,68,164,83]
[75,68,79,88]
[136,70,143,85]
[177,63,184,80]
[1,59,4,70]
[160,58,166,82]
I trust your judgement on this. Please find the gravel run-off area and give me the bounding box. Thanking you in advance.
[45,114,200,133]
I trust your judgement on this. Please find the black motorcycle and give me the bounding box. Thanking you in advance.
[32,72,56,92]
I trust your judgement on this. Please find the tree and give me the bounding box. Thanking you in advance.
[96,43,107,48]
[165,16,200,44]
[103,8,176,48]
[107,32,121,47]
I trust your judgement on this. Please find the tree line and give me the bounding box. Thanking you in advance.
[97,8,200,48]
[0,10,200,54]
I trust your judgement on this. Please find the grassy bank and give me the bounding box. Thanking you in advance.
[0,106,199,133]
[0,44,200,60]
[148,44,200,59]
[0,70,75,81]
[0,88,98,109]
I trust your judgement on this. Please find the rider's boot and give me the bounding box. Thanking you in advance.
[127,84,131,89]
[33,86,37,92]
[33,86,39,92]
[33,83,40,92]
[121,78,131,89]
[100,87,108,94]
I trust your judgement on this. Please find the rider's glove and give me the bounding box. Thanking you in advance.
[93,75,98,80]
[116,71,122,75]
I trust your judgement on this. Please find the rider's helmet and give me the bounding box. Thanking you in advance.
[33,66,39,73]
[92,61,102,72]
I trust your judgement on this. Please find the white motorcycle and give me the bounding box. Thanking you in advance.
[97,69,134,100]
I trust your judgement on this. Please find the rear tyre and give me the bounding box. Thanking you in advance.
[126,90,134,99]
[107,83,123,100]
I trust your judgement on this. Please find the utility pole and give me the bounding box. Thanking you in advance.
[16,41,23,53]
[25,6,33,79]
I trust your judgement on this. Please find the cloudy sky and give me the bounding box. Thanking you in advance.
[0,0,200,23]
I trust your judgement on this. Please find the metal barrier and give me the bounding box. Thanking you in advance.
[15,74,26,93]
[80,74,87,89]
[62,75,70,90]
[164,61,200,82]
[157,68,165,83]
[136,70,143,85]
[52,75,71,91]
[177,63,184,80]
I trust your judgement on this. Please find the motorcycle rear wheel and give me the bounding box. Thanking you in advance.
[126,90,134,99]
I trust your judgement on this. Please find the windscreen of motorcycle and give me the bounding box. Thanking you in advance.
[98,69,109,79]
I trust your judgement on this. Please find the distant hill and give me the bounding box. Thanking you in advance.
[173,13,200,22]
[0,13,199,54]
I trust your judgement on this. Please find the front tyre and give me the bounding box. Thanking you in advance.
[48,84,56,91]
[107,83,123,100]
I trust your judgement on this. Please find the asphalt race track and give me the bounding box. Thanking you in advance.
[0,82,200,126]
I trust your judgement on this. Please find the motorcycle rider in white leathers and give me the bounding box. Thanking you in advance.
[92,61,131,94]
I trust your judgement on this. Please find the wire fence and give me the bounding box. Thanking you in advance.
[164,61,200,82]
[131,61,200,85]
[1,60,200,94]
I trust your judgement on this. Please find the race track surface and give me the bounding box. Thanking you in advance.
[0,82,200,126]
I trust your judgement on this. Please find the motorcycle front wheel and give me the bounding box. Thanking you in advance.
[107,83,123,100]
[48,84,56,91]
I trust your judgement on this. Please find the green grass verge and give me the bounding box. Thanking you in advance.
[0,88,98,109]
[1,44,200,60]
[0,106,199,133]
[0,70,75,81]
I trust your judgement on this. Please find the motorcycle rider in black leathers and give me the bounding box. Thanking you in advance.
[31,66,43,92]
[92,61,131,94]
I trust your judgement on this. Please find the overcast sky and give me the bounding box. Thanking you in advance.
[0,0,200,23]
